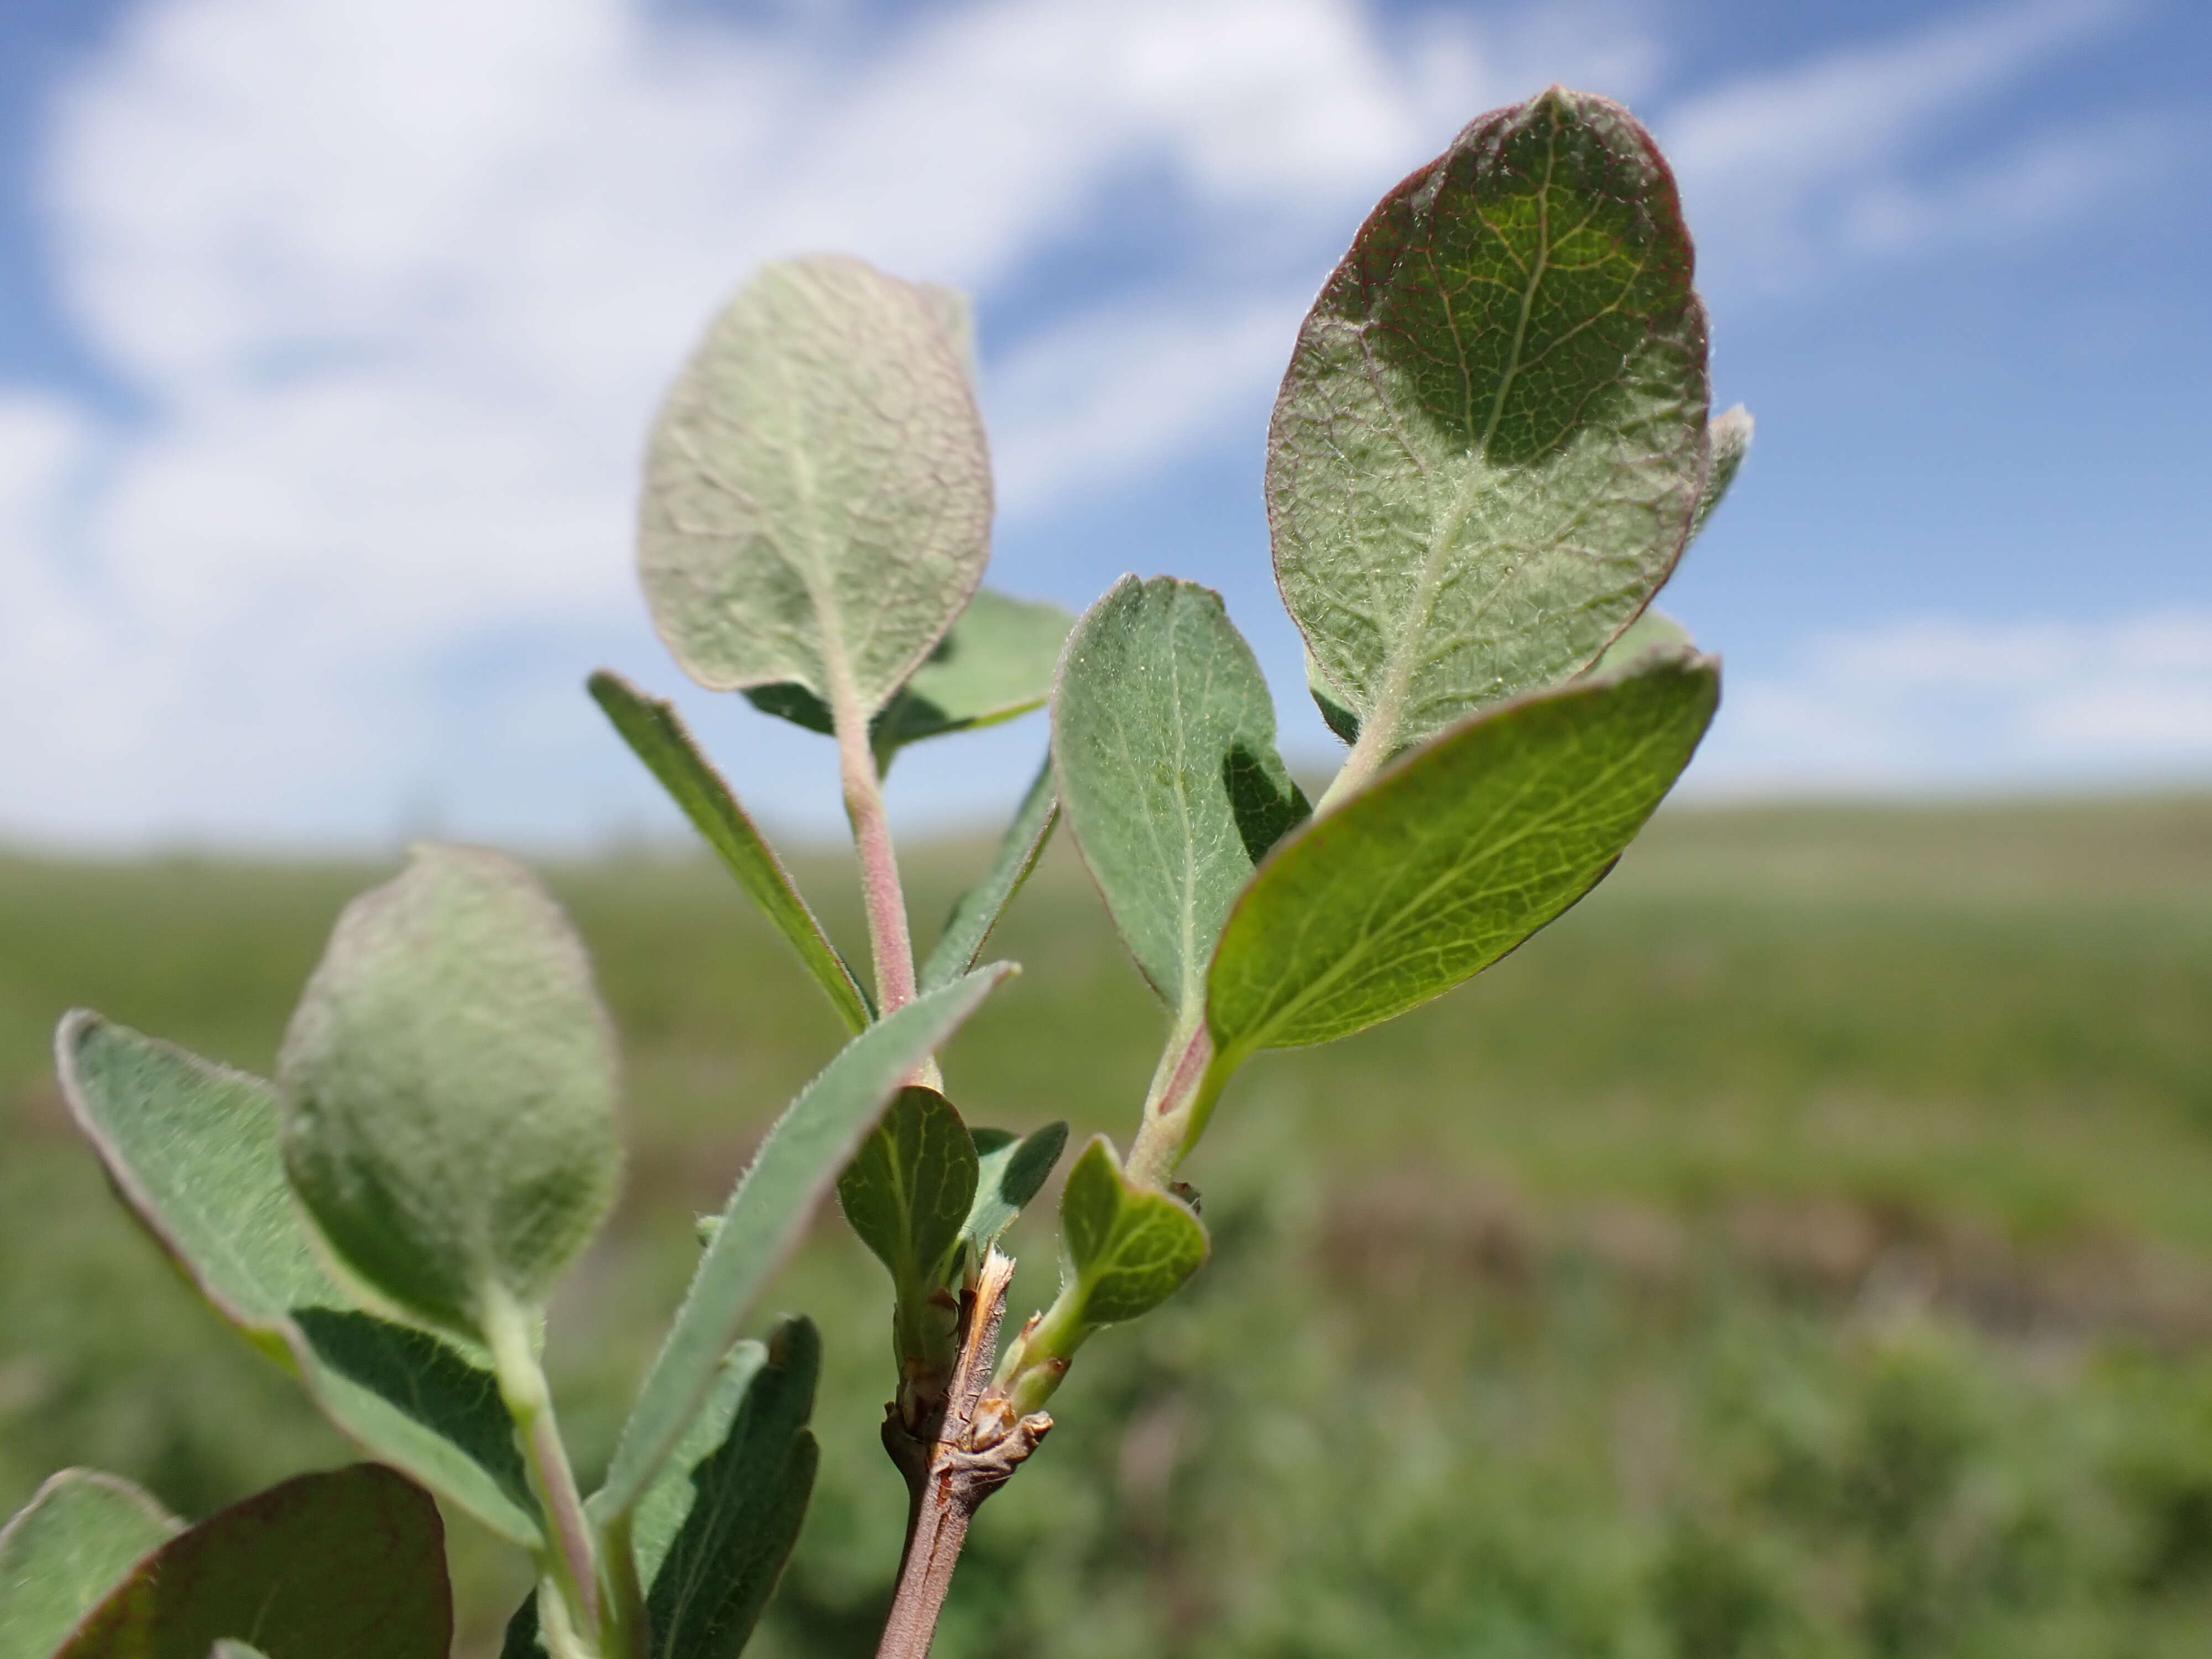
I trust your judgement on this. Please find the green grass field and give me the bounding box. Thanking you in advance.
[4,796,2210,1656]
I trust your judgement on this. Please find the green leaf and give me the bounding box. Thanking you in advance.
[642,1318,820,1659]
[837,1086,979,1293]
[1057,1136,1208,1328]
[962,1121,1069,1261]
[1583,607,1692,679]
[0,1470,179,1659]
[872,591,1074,755]
[1208,648,1720,1061]
[743,591,1074,769]
[55,1013,540,1545]
[639,254,992,722]
[919,757,1057,993]
[278,844,623,1342]
[505,1320,822,1659]
[1053,576,1307,1022]
[1269,87,1709,765]
[595,964,1013,1520]
[1691,404,1753,541]
[1307,650,1362,746]
[589,670,872,1034]
[54,1465,450,1659]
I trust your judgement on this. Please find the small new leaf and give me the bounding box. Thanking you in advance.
[55,1013,540,1545]
[640,255,992,722]
[1058,1136,1208,1329]
[596,965,1012,1520]
[279,845,623,1343]
[0,1470,178,1659]
[919,758,1057,993]
[1209,648,1720,1061]
[54,1466,450,1659]
[1692,404,1753,541]
[589,670,872,1033]
[1054,576,1306,1022]
[1270,87,1709,765]
[838,1087,980,1294]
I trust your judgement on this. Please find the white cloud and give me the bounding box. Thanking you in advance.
[1693,612,2212,794]
[1659,0,2151,292]
[0,0,2187,847]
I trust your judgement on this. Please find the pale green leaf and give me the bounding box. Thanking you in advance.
[962,1121,1068,1261]
[589,670,871,1034]
[279,845,623,1341]
[55,1013,540,1545]
[0,1470,178,1659]
[1691,404,1753,541]
[1053,576,1306,1021]
[55,1465,449,1659]
[1057,1136,1208,1328]
[919,757,1057,993]
[837,1086,979,1293]
[1209,648,1720,1061]
[742,591,1074,768]
[917,281,980,387]
[639,254,992,719]
[1583,607,1692,679]
[595,965,1013,1520]
[1269,88,1709,765]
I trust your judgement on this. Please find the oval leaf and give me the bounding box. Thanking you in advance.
[55,1465,450,1659]
[639,254,992,719]
[837,1086,980,1293]
[1269,87,1709,764]
[1209,648,1719,1060]
[595,964,1012,1521]
[1058,1136,1209,1328]
[1054,576,1306,1021]
[55,1013,540,1545]
[0,1470,178,1659]
[279,844,624,1341]
[872,590,1074,755]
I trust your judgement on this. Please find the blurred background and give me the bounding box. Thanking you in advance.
[2,0,2208,1654]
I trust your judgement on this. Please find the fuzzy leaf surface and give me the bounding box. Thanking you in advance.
[1059,1138,1208,1327]
[54,1465,449,1659]
[962,1121,1069,1261]
[1054,577,1306,1020]
[1692,404,1752,540]
[596,966,1011,1519]
[279,845,622,1341]
[55,1013,539,1544]
[837,1086,979,1293]
[920,757,1056,992]
[589,670,871,1032]
[1209,648,1719,1058]
[639,254,991,718]
[1269,87,1709,762]
[1583,607,1691,677]
[0,1470,178,1659]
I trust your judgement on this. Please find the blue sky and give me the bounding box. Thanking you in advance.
[0,0,2206,851]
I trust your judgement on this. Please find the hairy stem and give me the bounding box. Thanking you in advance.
[1126,1020,1222,1187]
[599,1509,649,1659]
[876,1249,1052,1659]
[486,1290,606,1653]
[837,703,919,1016]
